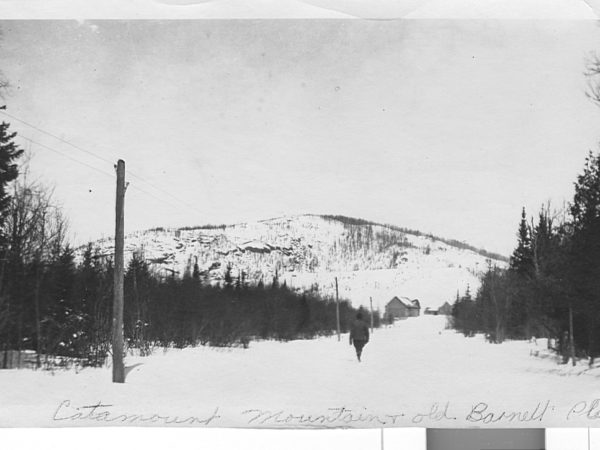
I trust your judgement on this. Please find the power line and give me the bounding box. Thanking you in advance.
[3,109,205,217]
[19,135,114,179]
[18,135,194,214]
[2,110,114,166]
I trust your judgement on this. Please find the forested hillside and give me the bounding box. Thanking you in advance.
[85,214,505,311]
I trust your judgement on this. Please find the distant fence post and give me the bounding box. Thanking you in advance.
[370,296,374,333]
[335,277,340,341]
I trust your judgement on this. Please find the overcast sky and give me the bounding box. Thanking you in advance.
[1,20,600,255]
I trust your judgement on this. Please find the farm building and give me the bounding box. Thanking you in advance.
[385,296,421,320]
[424,307,438,316]
[437,301,453,315]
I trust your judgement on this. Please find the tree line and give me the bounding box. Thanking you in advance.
[452,150,600,364]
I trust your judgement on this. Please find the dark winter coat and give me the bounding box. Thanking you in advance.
[349,319,369,344]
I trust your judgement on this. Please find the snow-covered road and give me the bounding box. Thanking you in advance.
[2,316,600,428]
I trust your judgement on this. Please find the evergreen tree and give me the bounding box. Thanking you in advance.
[568,150,600,355]
[571,151,600,231]
[505,208,537,339]
[451,287,477,337]
[223,263,233,288]
[50,246,76,305]
[528,207,568,337]
[44,246,80,357]
[297,294,310,333]
[510,207,534,276]
[271,269,279,289]
[531,209,552,276]
[0,111,24,230]
[0,112,23,349]
[192,259,201,281]
[74,244,102,362]
[124,254,152,352]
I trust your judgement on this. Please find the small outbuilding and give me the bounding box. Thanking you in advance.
[437,301,453,315]
[424,307,438,316]
[385,296,421,320]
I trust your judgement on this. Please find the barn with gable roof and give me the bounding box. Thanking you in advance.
[385,296,421,320]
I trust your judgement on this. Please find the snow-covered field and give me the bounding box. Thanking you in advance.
[2,315,600,428]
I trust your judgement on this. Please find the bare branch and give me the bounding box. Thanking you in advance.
[585,52,600,107]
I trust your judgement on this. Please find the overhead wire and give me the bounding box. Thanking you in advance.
[17,134,196,216]
[2,110,206,218]
[2,110,114,166]
[19,135,115,180]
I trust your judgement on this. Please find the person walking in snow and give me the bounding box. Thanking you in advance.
[349,311,370,362]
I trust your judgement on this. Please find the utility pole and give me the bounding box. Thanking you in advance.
[370,296,374,333]
[112,159,126,383]
[335,277,340,341]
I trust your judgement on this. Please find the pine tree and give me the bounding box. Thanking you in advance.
[532,209,550,276]
[75,243,102,362]
[568,150,600,356]
[0,112,23,294]
[0,111,23,226]
[124,254,152,352]
[510,207,533,276]
[271,269,279,289]
[0,112,23,364]
[223,263,233,289]
[45,246,79,357]
[571,151,600,231]
[506,208,536,339]
[192,259,201,281]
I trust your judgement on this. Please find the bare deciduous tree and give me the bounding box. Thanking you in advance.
[585,53,600,107]
[0,164,68,367]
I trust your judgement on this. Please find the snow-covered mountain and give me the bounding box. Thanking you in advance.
[86,214,507,310]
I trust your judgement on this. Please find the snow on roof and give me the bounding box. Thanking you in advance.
[388,296,420,309]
